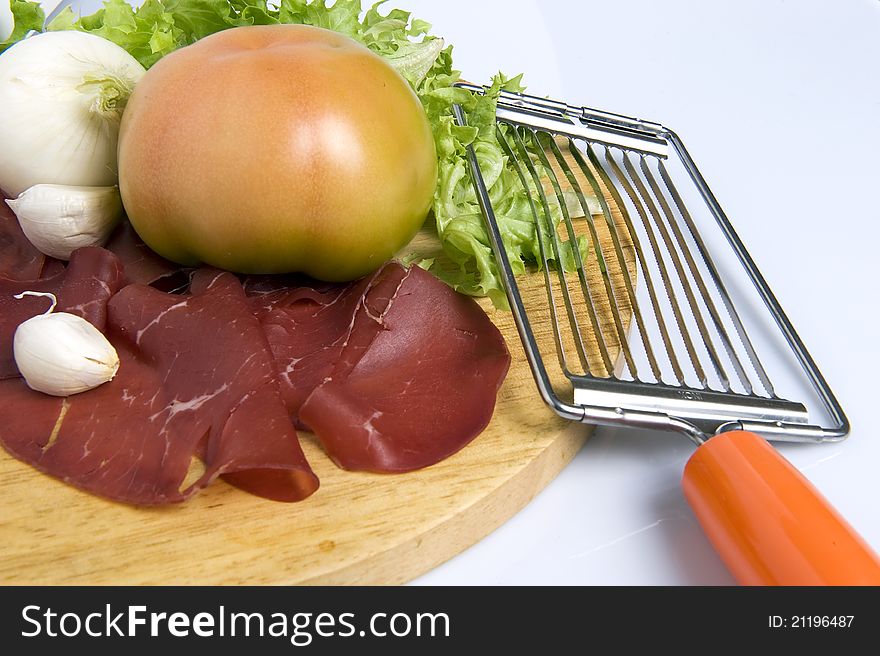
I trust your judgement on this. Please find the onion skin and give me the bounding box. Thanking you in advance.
[0,31,145,198]
[118,24,438,281]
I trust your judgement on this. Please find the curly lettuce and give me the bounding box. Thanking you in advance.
[0,0,44,52]
[2,0,585,308]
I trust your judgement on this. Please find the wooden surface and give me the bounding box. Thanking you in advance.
[0,146,634,585]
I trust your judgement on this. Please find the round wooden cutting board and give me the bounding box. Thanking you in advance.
[0,148,633,585]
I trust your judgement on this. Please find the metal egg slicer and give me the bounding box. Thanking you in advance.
[453,83,880,585]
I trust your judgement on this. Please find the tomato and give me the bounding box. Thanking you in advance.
[118,24,437,281]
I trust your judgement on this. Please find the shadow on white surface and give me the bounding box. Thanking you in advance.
[417,426,736,585]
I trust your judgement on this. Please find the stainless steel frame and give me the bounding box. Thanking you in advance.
[452,84,849,446]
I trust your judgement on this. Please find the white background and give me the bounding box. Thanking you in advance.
[17,0,880,585]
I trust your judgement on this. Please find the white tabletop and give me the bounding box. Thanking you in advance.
[28,0,879,585]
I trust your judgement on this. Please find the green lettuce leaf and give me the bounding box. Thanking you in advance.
[421,70,588,307]
[0,0,44,53]
[21,0,584,307]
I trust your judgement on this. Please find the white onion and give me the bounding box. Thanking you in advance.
[0,30,146,197]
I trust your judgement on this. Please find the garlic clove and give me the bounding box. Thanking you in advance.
[5,184,123,260]
[13,292,120,397]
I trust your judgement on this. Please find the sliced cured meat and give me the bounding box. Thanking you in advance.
[0,239,508,503]
[0,247,124,379]
[104,220,188,287]
[0,268,318,505]
[39,257,66,279]
[292,263,510,473]
[241,273,318,296]
[249,270,380,420]
[1,193,45,281]
[250,262,509,472]
[112,269,318,502]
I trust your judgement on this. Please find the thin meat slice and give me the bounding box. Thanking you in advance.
[0,247,124,379]
[250,261,510,471]
[39,257,66,279]
[249,270,380,420]
[104,220,188,288]
[241,272,323,296]
[0,269,318,505]
[115,269,318,502]
[298,263,510,473]
[0,193,45,281]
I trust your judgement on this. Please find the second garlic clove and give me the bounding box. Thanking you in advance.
[13,291,120,397]
[5,184,123,260]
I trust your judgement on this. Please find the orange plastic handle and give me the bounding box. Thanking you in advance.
[682,430,880,586]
